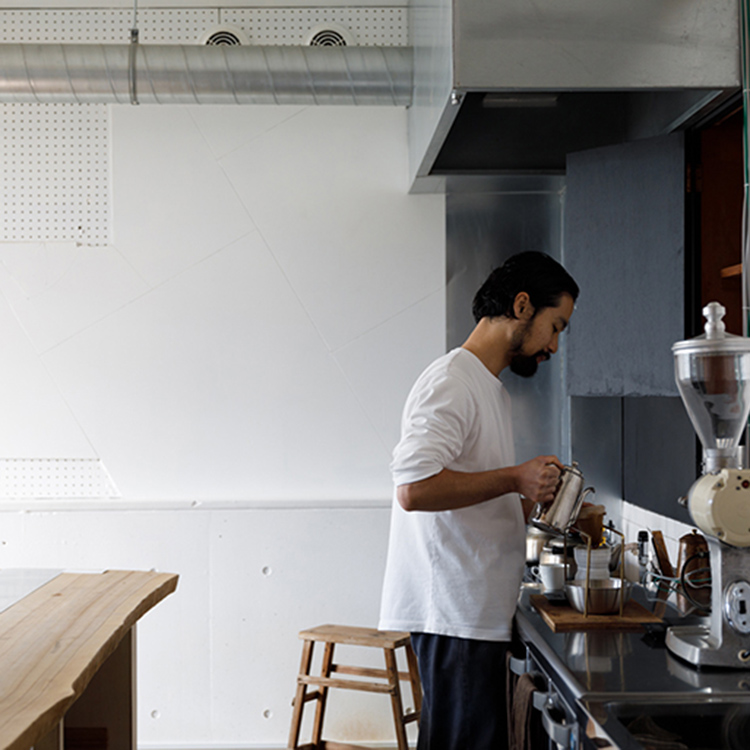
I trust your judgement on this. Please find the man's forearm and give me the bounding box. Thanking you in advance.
[396,467,520,512]
[396,455,562,512]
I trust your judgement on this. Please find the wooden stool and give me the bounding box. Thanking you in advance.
[288,624,421,750]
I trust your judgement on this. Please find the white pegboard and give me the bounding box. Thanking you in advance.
[222,7,408,46]
[0,7,406,46]
[0,459,121,499]
[1,102,110,246]
[0,9,219,44]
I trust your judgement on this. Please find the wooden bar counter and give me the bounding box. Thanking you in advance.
[0,569,178,750]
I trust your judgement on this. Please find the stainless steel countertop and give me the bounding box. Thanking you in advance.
[515,584,750,749]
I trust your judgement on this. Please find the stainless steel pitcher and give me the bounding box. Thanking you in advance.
[531,461,594,536]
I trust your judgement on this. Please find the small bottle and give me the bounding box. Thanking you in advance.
[637,530,650,581]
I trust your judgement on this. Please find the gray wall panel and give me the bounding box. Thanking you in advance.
[622,396,697,523]
[565,133,685,396]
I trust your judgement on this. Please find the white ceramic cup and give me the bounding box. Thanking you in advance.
[538,562,566,592]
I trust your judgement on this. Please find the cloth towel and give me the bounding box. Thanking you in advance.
[506,653,547,750]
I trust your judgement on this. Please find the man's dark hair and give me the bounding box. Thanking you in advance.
[472,251,580,323]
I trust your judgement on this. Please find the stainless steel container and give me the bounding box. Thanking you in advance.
[565,579,632,615]
[526,526,552,564]
[531,461,593,535]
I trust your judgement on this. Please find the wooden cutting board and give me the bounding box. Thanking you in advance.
[530,594,663,632]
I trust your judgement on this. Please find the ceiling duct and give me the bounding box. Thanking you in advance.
[0,43,412,106]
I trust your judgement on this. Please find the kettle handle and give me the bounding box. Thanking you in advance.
[565,486,595,530]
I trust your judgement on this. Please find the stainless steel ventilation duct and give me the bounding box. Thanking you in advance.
[0,44,412,106]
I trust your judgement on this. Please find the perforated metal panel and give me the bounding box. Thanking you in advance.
[0,459,121,499]
[1,102,110,245]
[0,7,406,46]
[0,9,217,44]
[222,8,408,46]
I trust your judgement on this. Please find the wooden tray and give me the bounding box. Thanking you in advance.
[530,594,663,632]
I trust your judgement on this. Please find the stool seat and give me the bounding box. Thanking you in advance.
[299,624,413,650]
[288,624,421,750]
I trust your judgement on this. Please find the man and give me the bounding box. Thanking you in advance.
[378,251,579,749]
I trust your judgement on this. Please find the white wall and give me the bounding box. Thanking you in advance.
[621,501,694,579]
[0,104,445,747]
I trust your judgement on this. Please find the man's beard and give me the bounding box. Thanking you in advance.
[509,352,540,378]
[508,323,549,378]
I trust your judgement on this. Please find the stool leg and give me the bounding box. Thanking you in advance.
[288,639,314,749]
[384,648,410,750]
[311,641,335,746]
[405,641,422,721]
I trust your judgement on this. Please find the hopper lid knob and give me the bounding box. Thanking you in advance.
[703,301,726,340]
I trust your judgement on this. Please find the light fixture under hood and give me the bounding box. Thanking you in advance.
[482,93,558,109]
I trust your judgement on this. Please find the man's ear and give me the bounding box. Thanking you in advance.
[513,292,534,321]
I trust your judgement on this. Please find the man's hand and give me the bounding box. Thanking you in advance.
[396,456,564,513]
[515,456,563,504]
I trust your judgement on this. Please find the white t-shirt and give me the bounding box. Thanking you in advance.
[378,348,525,641]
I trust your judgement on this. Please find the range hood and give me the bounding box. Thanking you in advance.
[408,0,741,192]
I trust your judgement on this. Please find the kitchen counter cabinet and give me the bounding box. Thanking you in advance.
[0,569,178,750]
[515,585,750,749]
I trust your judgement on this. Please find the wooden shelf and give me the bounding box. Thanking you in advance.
[721,263,742,278]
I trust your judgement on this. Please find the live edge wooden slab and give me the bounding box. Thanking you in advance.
[0,569,178,750]
[530,594,662,632]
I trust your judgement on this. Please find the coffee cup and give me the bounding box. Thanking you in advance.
[533,562,566,592]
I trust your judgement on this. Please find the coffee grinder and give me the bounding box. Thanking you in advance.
[667,302,750,668]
